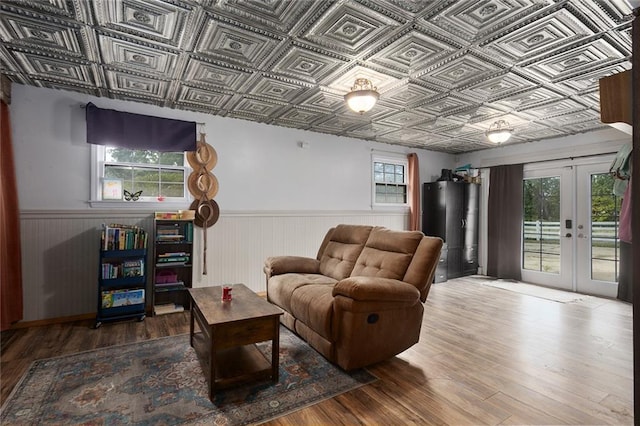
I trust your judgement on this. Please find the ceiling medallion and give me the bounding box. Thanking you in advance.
[486,119,513,143]
[344,78,379,114]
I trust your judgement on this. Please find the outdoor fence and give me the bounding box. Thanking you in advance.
[523,221,618,246]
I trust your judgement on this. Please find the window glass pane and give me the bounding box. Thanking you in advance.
[395,165,404,175]
[395,174,404,183]
[161,183,184,197]
[159,152,184,166]
[384,173,395,183]
[374,162,384,173]
[384,164,395,174]
[105,165,132,180]
[374,172,384,182]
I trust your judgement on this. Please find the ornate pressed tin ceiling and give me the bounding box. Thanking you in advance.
[0,0,634,153]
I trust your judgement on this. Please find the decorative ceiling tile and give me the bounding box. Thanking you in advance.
[0,0,78,20]
[176,85,233,110]
[492,86,564,110]
[10,51,93,83]
[195,16,281,68]
[214,0,313,33]
[380,81,441,107]
[270,44,346,84]
[367,29,457,74]
[326,65,399,94]
[460,71,537,101]
[415,94,478,116]
[293,87,345,112]
[272,106,326,128]
[0,12,83,56]
[518,98,588,120]
[98,34,178,74]
[376,127,432,143]
[540,108,601,127]
[524,37,628,82]
[554,61,631,93]
[227,95,286,121]
[376,110,429,128]
[246,74,309,102]
[104,69,169,99]
[416,53,504,89]
[182,57,251,91]
[426,0,550,43]
[302,1,403,55]
[312,114,369,135]
[345,122,398,139]
[92,0,194,47]
[485,6,595,64]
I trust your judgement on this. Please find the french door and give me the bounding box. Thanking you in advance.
[521,158,620,297]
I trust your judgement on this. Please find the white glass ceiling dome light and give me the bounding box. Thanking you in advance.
[344,78,379,114]
[486,119,513,144]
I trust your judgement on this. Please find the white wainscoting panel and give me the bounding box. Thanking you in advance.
[19,210,407,322]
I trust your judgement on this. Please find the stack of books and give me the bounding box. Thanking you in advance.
[154,303,184,315]
[156,252,190,266]
[156,227,184,242]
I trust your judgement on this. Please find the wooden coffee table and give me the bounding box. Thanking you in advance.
[188,284,283,400]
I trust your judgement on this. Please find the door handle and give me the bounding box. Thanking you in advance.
[565,233,572,238]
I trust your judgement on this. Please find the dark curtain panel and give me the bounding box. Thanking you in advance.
[86,103,196,152]
[0,100,23,330]
[618,241,632,302]
[487,164,523,280]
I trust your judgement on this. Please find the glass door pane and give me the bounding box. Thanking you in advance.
[522,177,561,273]
[590,173,620,282]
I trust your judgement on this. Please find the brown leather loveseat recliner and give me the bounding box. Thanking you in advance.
[264,224,443,370]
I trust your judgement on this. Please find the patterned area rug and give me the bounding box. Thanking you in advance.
[1,327,376,425]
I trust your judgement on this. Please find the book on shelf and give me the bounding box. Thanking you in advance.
[122,259,144,277]
[157,256,190,263]
[154,303,184,315]
[101,224,148,250]
[155,282,187,292]
[101,289,145,308]
[102,259,144,279]
[158,252,188,257]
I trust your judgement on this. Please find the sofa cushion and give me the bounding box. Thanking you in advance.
[289,284,335,341]
[351,227,424,279]
[318,225,372,280]
[267,273,336,313]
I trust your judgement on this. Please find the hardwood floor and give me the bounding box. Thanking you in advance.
[1,277,632,425]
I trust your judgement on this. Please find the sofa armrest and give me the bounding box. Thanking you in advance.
[263,256,320,277]
[332,276,420,303]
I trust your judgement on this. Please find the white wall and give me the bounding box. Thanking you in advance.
[9,84,455,321]
[9,84,453,212]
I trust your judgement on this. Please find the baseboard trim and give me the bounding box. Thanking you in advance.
[10,313,96,329]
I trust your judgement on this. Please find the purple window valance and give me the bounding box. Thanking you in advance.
[86,102,196,152]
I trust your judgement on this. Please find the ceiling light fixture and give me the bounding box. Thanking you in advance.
[344,78,379,114]
[486,120,513,144]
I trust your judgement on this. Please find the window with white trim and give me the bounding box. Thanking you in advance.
[92,145,190,204]
[372,155,408,206]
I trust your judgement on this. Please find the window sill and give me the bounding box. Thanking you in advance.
[89,200,193,210]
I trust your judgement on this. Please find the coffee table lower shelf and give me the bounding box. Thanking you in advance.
[192,332,274,390]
